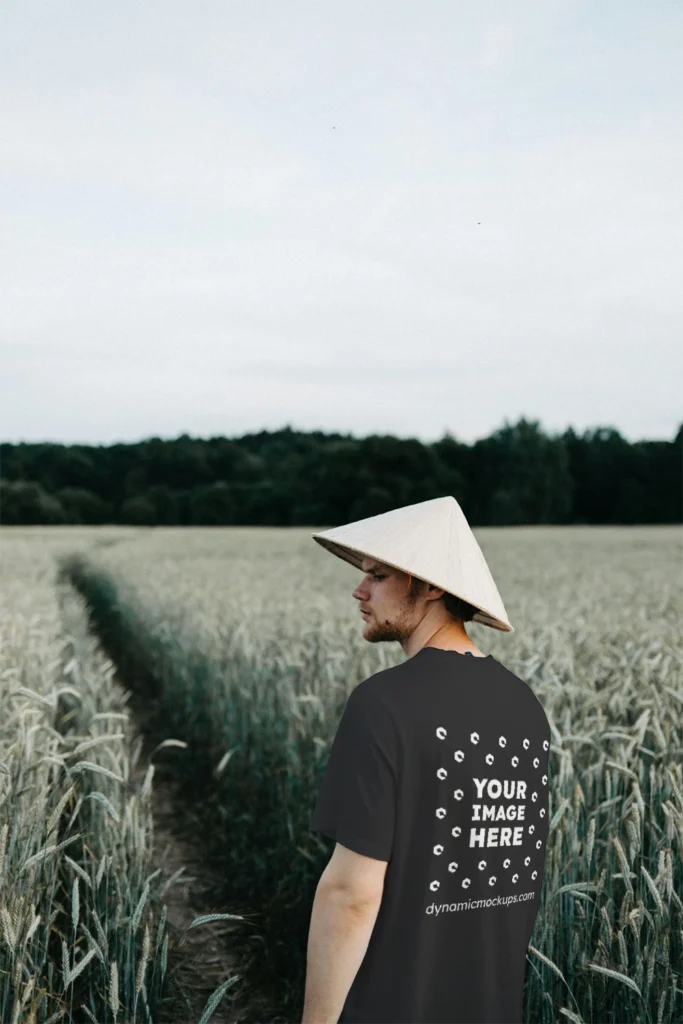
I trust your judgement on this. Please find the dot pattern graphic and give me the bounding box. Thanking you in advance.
[429,725,549,896]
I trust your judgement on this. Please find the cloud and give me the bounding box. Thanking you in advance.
[0,1,681,444]
[480,21,517,71]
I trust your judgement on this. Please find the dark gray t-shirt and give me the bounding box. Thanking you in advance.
[309,647,551,1024]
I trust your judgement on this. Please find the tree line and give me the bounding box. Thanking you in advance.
[1,418,681,527]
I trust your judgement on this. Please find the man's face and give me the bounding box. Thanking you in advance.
[351,558,424,643]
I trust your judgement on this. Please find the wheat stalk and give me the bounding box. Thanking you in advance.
[109,959,120,1020]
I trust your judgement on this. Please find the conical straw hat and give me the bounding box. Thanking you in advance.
[312,495,513,633]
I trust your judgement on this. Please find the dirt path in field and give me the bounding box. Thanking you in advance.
[140,780,243,1023]
[125,704,250,1024]
[59,562,283,1024]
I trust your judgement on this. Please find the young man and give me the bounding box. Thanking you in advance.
[304,496,551,1024]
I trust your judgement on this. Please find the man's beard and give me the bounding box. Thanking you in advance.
[364,602,418,643]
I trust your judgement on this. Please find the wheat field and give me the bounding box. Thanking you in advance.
[1,524,681,1023]
[0,529,241,1024]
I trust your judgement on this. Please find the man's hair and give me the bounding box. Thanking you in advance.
[407,574,478,623]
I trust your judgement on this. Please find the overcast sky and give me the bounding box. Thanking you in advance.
[1,1,681,447]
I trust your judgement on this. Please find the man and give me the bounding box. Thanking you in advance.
[303,496,551,1024]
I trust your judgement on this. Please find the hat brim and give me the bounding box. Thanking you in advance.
[312,535,514,633]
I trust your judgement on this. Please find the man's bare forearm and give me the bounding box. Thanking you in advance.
[301,884,382,1024]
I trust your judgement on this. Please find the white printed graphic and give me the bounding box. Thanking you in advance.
[429,724,548,903]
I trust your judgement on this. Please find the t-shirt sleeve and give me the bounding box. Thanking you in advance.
[309,685,398,862]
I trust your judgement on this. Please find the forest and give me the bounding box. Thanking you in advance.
[1,417,681,526]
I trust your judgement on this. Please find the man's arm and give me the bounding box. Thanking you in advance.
[301,881,382,1024]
